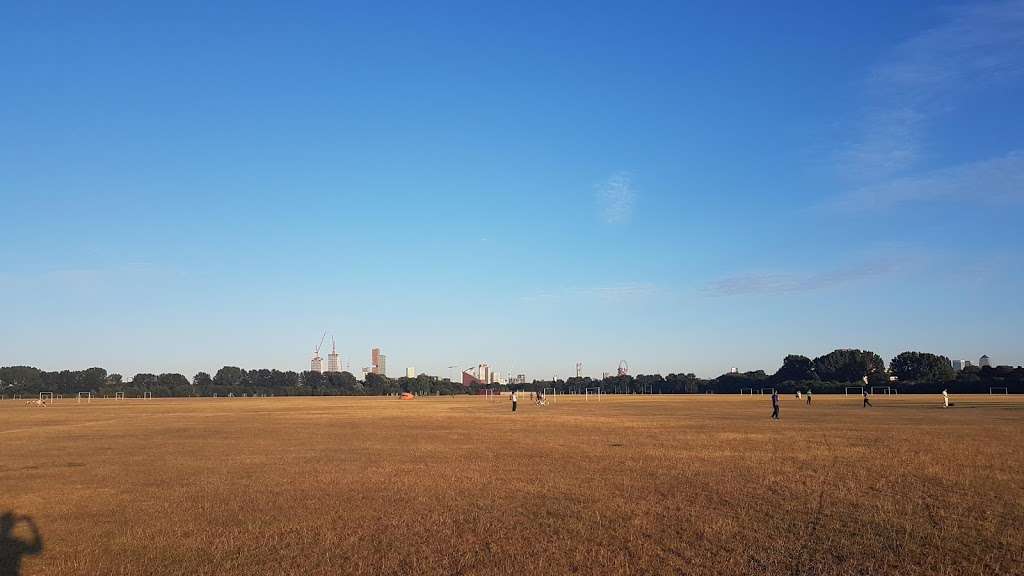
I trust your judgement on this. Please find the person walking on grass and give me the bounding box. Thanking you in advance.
[770,390,780,421]
[511,390,518,413]
[862,389,873,408]
[806,388,812,406]
[942,389,949,408]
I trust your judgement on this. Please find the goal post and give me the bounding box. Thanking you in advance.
[585,387,601,401]
[143,391,153,399]
[870,386,892,395]
[845,386,864,396]
[541,387,557,403]
[39,392,54,403]
[989,387,1009,395]
[739,388,754,395]
[759,388,776,395]
[115,392,125,400]
[77,392,93,403]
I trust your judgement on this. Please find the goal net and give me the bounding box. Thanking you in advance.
[989,387,1009,395]
[541,387,557,403]
[39,392,54,403]
[845,386,864,396]
[77,392,93,403]
[585,387,601,401]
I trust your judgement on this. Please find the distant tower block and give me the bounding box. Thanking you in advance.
[979,355,992,368]
[311,331,326,373]
[371,348,385,375]
[327,337,341,373]
[576,362,583,378]
[406,367,416,379]
[617,360,629,376]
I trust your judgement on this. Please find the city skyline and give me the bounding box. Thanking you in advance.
[2,2,1022,379]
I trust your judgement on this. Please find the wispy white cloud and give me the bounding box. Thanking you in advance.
[833,150,1024,210]
[841,1,1024,180]
[703,261,901,296]
[596,172,635,224]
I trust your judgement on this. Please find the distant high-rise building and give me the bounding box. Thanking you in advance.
[406,367,416,379]
[729,367,739,374]
[951,359,968,371]
[311,354,323,373]
[371,348,386,375]
[979,355,992,368]
[327,337,341,373]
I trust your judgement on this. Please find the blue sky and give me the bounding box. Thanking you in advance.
[2,1,1022,379]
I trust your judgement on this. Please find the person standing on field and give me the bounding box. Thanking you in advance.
[862,389,873,407]
[942,389,949,408]
[770,390,780,420]
[806,389,812,406]
[511,390,518,413]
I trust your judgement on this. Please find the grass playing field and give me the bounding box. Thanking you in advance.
[2,394,1022,575]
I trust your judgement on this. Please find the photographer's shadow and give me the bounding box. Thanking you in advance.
[0,512,42,576]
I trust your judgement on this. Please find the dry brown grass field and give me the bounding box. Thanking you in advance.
[2,394,1022,576]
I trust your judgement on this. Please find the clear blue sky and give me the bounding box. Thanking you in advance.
[2,1,1022,379]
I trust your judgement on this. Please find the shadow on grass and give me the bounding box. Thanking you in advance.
[0,511,42,576]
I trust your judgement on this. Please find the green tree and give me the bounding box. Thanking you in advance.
[813,349,885,382]
[890,352,955,383]
[773,355,818,383]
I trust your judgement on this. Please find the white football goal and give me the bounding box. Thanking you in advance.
[541,387,557,403]
[870,386,893,395]
[482,388,498,400]
[115,392,125,400]
[845,386,864,396]
[77,392,93,403]
[143,391,153,399]
[39,392,54,403]
[989,387,1009,395]
[585,387,601,401]
[739,388,755,395]
[759,388,776,395]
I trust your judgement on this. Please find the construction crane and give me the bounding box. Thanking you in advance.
[314,331,326,355]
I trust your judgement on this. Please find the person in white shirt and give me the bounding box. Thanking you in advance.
[511,390,518,413]
[942,389,949,408]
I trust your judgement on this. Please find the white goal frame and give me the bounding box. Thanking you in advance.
[870,386,893,395]
[77,392,93,403]
[541,387,557,403]
[482,388,498,401]
[115,392,125,400]
[39,392,54,403]
[143,391,153,399]
[989,387,1009,395]
[740,388,755,395]
[585,387,601,401]
[845,386,864,396]
[759,388,776,395]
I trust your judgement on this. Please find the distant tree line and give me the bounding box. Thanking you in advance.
[2,349,1021,398]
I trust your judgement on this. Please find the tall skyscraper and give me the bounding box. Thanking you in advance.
[310,354,323,373]
[327,337,341,373]
[406,367,416,379]
[371,348,386,376]
[979,355,992,368]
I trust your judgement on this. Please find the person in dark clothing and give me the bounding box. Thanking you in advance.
[1,511,43,576]
[511,390,518,413]
[863,390,873,407]
[806,389,812,405]
[770,391,780,420]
